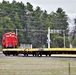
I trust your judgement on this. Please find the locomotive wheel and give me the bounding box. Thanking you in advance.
[12,52,18,56]
[4,53,8,56]
[3,52,10,56]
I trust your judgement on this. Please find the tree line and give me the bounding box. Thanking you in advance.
[0,0,76,48]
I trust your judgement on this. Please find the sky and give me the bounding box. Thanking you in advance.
[0,0,76,16]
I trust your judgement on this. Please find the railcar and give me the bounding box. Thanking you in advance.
[2,32,76,57]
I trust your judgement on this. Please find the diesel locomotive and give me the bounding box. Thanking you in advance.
[2,32,18,48]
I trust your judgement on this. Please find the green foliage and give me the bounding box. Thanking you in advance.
[72,37,76,47]
[51,35,63,47]
[0,1,69,47]
[72,18,76,47]
[50,8,68,30]
[51,35,69,48]
[26,2,33,11]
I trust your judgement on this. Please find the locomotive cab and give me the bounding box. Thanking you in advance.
[2,32,18,48]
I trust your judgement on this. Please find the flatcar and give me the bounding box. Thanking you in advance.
[2,32,18,48]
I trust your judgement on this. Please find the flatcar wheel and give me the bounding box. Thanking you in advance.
[24,53,28,57]
[26,53,28,56]
[33,53,35,56]
[24,53,26,57]
[40,54,42,57]
[13,53,17,56]
[49,54,51,57]
[49,52,51,57]
[15,52,18,56]
[40,53,42,57]
[15,53,18,56]
[46,54,47,57]
[36,52,39,57]
[13,53,15,56]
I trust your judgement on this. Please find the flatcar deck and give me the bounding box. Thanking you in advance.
[2,48,76,56]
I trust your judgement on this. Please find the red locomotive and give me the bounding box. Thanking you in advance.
[2,32,18,48]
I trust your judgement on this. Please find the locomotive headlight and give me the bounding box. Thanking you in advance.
[10,34,11,36]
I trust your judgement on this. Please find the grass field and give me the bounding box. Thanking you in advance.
[0,57,76,75]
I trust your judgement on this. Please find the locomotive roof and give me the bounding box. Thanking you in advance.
[5,32,15,34]
[3,32,17,36]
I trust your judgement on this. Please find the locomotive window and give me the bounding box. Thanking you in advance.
[6,35,10,37]
[14,36,17,39]
[12,35,17,38]
[3,36,6,40]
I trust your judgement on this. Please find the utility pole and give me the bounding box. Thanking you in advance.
[47,28,66,48]
[63,30,65,48]
[47,27,51,48]
[16,29,18,35]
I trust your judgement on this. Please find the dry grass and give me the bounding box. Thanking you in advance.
[0,57,76,75]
